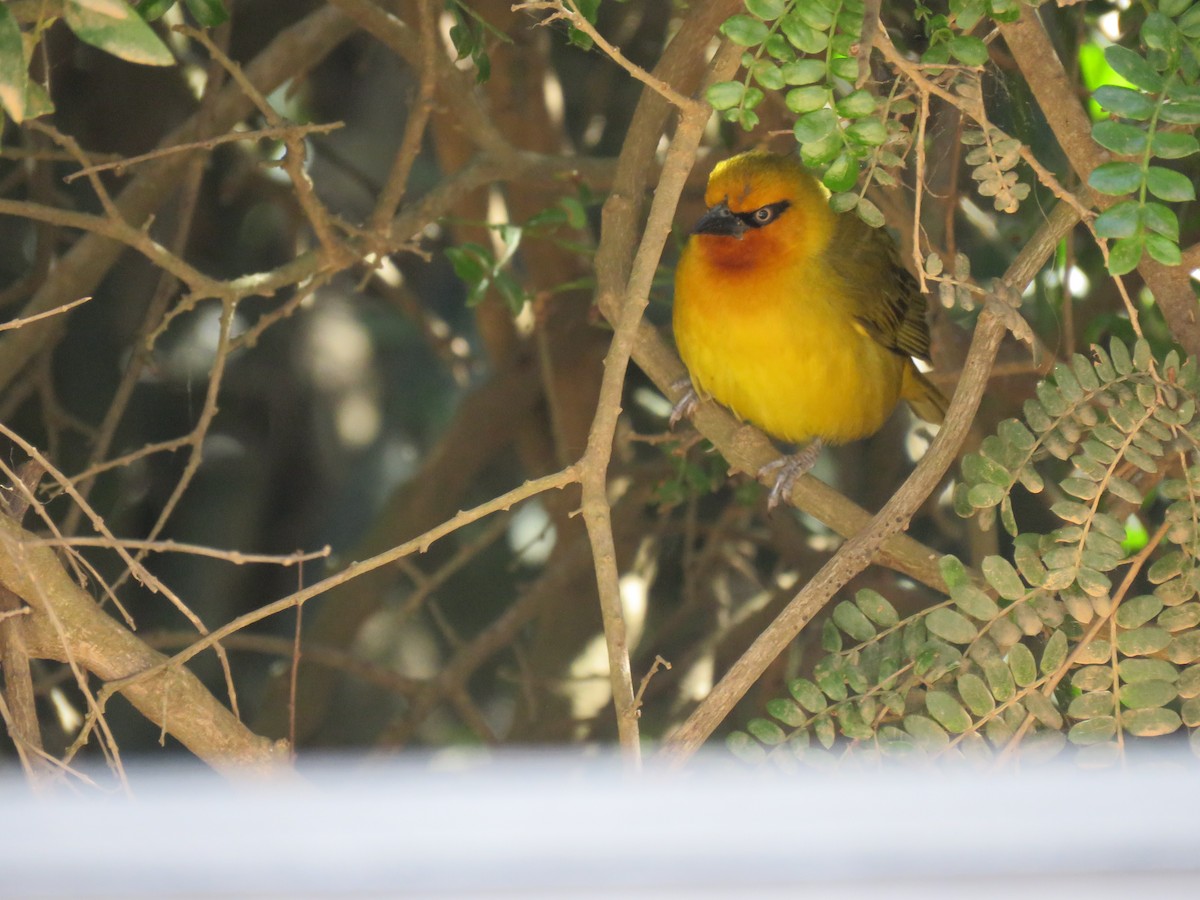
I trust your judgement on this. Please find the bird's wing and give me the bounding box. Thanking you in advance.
[827,213,932,363]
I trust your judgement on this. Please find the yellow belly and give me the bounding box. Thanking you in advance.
[673,248,904,445]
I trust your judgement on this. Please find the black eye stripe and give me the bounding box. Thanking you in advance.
[734,200,791,229]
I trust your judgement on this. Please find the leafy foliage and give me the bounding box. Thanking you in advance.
[730,338,1200,766]
[1088,6,1200,274]
[0,0,238,123]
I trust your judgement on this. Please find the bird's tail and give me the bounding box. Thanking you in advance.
[901,363,949,425]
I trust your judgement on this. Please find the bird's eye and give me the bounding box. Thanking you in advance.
[753,206,776,224]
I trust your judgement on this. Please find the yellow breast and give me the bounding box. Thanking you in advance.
[673,237,904,445]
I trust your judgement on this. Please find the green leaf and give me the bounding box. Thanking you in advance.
[980,655,1016,702]
[822,153,858,193]
[766,697,807,727]
[720,15,769,46]
[829,192,858,213]
[982,556,1025,601]
[925,690,972,733]
[1160,100,1200,124]
[1158,602,1200,632]
[780,12,828,53]
[957,673,995,717]
[751,60,785,90]
[953,584,1000,621]
[829,57,859,81]
[1125,707,1182,736]
[1072,666,1111,692]
[836,89,876,118]
[1145,233,1182,265]
[789,677,828,712]
[1182,3,1200,35]
[832,600,877,642]
[855,198,884,228]
[926,608,978,644]
[727,730,768,763]
[182,0,228,26]
[786,85,829,114]
[1167,631,1200,665]
[1108,235,1144,275]
[1091,119,1148,155]
[1024,691,1063,730]
[1120,658,1178,683]
[1076,566,1112,598]
[939,555,971,591]
[1120,679,1177,709]
[567,25,594,51]
[1041,629,1068,674]
[1088,161,1143,195]
[0,3,27,124]
[1117,594,1165,629]
[1068,716,1116,745]
[706,81,745,110]
[1007,643,1037,687]
[1117,626,1172,656]
[740,87,765,111]
[800,132,840,167]
[854,589,899,628]
[813,712,835,748]
[947,34,988,66]
[1145,165,1196,201]
[64,0,175,66]
[1092,200,1141,239]
[821,617,843,653]
[136,0,177,20]
[1139,12,1176,53]
[845,118,887,146]
[1184,697,1200,727]
[814,658,847,701]
[745,0,787,20]
[446,243,490,290]
[780,59,827,85]
[1151,130,1200,159]
[1142,201,1180,239]
[794,107,838,142]
[1093,85,1155,120]
[747,717,786,745]
[1069,690,1114,719]
[903,714,950,750]
[1104,45,1164,93]
[967,482,1005,508]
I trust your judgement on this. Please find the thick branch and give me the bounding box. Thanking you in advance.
[0,516,289,775]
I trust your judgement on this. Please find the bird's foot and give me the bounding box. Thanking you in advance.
[759,440,823,511]
[669,379,699,429]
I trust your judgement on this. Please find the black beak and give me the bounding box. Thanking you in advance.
[691,201,746,239]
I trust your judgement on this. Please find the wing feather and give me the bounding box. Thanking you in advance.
[825,213,932,362]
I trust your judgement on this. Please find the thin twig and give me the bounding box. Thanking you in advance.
[178,24,350,265]
[26,537,330,566]
[367,0,438,233]
[0,296,90,332]
[62,122,343,183]
[98,467,580,698]
[515,1,703,112]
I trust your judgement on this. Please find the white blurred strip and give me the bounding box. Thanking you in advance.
[1,750,1197,897]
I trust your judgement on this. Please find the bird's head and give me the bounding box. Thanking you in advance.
[689,150,833,270]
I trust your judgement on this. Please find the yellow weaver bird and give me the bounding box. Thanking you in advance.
[672,150,947,508]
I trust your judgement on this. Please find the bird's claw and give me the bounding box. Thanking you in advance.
[759,440,823,511]
[669,379,699,429]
